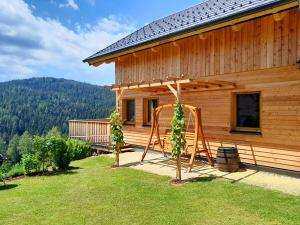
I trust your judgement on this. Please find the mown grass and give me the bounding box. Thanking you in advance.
[0,157,299,225]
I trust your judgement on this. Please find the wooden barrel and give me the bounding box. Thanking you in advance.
[216,147,240,172]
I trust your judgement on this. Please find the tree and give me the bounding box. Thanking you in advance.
[109,110,125,167]
[0,136,6,156]
[46,127,62,138]
[33,136,51,172]
[170,101,186,181]
[18,131,33,156]
[0,77,115,144]
[6,134,21,164]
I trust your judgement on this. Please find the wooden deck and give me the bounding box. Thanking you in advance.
[69,119,111,144]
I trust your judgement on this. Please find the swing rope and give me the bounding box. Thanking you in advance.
[184,111,193,138]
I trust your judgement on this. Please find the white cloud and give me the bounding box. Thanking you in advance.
[0,0,136,84]
[59,0,79,10]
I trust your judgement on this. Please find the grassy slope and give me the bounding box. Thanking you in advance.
[0,157,299,225]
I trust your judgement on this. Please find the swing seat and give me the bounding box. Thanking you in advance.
[162,131,207,156]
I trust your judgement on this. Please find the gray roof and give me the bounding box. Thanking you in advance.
[84,0,294,63]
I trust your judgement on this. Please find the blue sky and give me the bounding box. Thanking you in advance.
[0,0,202,85]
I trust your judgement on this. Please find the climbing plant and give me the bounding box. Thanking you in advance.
[170,100,186,180]
[109,110,125,167]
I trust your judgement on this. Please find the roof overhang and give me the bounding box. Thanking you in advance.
[84,0,299,67]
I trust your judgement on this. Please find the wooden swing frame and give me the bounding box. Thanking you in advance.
[141,103,214,172]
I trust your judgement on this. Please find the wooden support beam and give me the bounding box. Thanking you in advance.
[151,47,157,53]
[172,41,179,47]
[198,33,206,40]
[273,11,288,22]
[167,84,178,99]
[115,89,125,112]
[231,23,243,32]
[93,61,104,67]
[177,83,181,101]
[105,59,115,64]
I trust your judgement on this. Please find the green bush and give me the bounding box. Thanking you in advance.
[49,137,71,170]
[22,154,39,175]
[67,139,91,160]
[33,136,51,172]
[0,167,6,182]
[6,163,24,177]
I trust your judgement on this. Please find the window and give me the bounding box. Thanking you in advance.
[123,99,135,124]
[233,93,260,132]
[144,99,158,125]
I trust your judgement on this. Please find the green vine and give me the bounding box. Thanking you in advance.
[109,110,125,153]
[170,101,186,158]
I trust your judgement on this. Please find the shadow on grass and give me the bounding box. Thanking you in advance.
[68,166,82,170]
[0,184,18,191]
[43,169,79,177]
[185,175,217,183]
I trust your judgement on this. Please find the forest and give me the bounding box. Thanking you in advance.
[0,77,115,146]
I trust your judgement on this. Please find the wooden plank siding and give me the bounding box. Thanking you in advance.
[115,8,300,172]
[116,8,300,84]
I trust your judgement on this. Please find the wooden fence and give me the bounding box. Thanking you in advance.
[69,119,111,144]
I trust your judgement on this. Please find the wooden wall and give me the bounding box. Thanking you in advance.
[116,8,300,84]
[121,66,300,171]
[115,8,300,172]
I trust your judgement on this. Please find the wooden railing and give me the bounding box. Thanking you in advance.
[69,119,111,144]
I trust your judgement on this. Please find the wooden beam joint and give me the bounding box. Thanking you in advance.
[198,33,206,40]
[273,11,288,22]
[231,23,243,32]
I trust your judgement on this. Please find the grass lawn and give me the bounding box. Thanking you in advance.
[0,157,299,225]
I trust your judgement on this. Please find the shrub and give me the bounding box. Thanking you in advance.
[22,154,39,175]
[0,161,12,174]
[49,137,71,170]
[6,163,24,177]
[67,139,91,160]
[46,127,62,138]
[0,167,6,183]
[33,136,51,172]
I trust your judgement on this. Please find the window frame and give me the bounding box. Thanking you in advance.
[231,91,261,133]
[143,98,159,126]
[122,98,136,125]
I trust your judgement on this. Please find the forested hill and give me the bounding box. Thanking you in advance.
[0,77,115,142]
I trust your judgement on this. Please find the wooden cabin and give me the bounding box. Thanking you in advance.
[82,0,300,173]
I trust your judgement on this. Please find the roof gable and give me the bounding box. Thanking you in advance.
[84,0,296,64]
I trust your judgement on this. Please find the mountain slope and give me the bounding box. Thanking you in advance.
[0,77,115,142]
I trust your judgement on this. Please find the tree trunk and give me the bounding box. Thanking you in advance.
[114,144,120,167]
[176,155,181,180]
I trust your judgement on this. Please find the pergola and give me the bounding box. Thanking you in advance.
[106,77,236,172]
